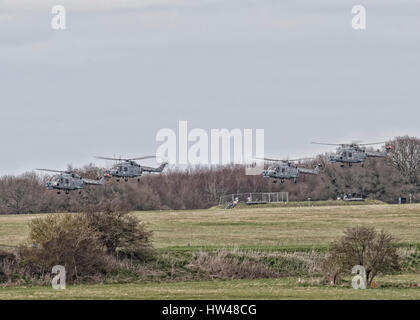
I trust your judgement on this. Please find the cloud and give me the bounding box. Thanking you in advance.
[0,0,183,13]
[0,0,419,175]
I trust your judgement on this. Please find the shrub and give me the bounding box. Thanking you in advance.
[0,250,19,284]
[21,213,112,283]
[399,246,420,272]
[322,226,399,286]
[82,203,154,260]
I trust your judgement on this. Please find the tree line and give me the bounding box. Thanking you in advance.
[0,136,418,214]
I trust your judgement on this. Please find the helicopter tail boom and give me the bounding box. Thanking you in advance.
[83,177,106,186]
[297,163,322,175]
[142,162,168,173]
[365,151,387,158]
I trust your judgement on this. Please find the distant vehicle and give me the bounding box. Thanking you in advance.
[36,168,105,194]
[96,156,167,182]
[311,141,392,167]
[257,157,322,183]
[338,193,366,201]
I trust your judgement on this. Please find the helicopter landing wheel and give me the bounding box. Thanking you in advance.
[273,180,277,184]
[280,180,284,184]
[361,163,364,168]
[57,191,61,195]
[116,179,120,182]
[294,179,297,183]
[340,164,344,168]
[137,178,140,182]
[124,179,129,182]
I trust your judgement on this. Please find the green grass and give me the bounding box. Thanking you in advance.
[0,275,419,300]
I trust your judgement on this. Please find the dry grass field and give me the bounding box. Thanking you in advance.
[133,203,420,249]
[0,203,419,299]
[1,203,419,249]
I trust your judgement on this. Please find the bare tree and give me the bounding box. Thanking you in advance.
[0,136,419,215]
[387,136,420,185]
[323,226,399,287]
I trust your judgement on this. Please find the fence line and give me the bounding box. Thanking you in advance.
[219,192,288,206]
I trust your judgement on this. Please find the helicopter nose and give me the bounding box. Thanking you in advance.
[263,169,272,177]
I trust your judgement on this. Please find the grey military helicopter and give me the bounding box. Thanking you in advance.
[36,169,105,194]
[95,156,167,182]
[311,141,392,167]
[257,157,322,183]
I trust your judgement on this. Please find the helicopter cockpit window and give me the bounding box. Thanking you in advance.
[51,176,60,183]
[124,167,128,172]
[349,152,352,157]
[65,179,69,184]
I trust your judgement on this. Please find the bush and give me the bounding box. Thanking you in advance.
[322,226,399,287]
[13,206,155,284]
[21,213,112,283]
[82,203,154,260]
[0,250,19,284]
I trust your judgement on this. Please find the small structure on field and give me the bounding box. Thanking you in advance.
[337,193,366,201]
[220,192,289,209]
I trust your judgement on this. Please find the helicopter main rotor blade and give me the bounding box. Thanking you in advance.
[255,157,283,162]
[311,142,344,146]
[36,168,70,174]
[358,141,387,146]
[312,141,387,146]
[96,155,156,162]
[95,156,125,161]
[286,157,314,162]
[128,156,156,161]
[255,157,312,162]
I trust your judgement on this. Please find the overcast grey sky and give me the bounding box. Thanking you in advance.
[1,0,419,175]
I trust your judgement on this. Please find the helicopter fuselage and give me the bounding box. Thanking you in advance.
[106,161,143,179]
[45,173,84,191]
[103,160,167,181]
[262,160,321,183]
[263,164,299,181]
[329,148,366,164]
[312,141,390,167]
[328,146,386,166]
